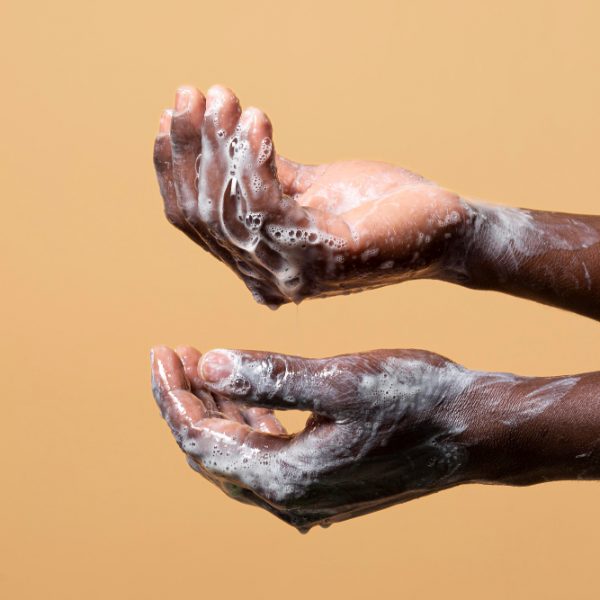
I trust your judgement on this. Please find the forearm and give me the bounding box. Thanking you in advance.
[444,201,600,319]
[457,369,600,486]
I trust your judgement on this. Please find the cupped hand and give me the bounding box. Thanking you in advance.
[151,345,479,532]
[154,85,470,308]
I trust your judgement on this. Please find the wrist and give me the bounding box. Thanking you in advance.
[455,371,600,486]
[437,199,529,288]
[446,373,539,485]
[434,197,481,285]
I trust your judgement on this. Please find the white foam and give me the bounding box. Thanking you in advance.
[196,107,351,302]
[257,137,273,166]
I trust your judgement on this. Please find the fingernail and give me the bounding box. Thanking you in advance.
[175,88,192,112]
[201,350,233,382]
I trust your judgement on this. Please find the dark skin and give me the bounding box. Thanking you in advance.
[154,85,600,317]
[151,85,600,533]
[151,346,600,533]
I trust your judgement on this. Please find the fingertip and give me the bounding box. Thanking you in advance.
[175,345,202,361]
[174,86,194,113]
[199,349,235,383]
[239,106,272,134]
[206,83,235,100]
[150,345,190,392]
[238,107,274,164]
[159,109,173,133]
[150,345,171,368]
[151,343,172,355]
[176,346,205,388]
[240,106,260,123]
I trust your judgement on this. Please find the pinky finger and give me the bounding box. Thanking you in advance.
[153,110,209,250]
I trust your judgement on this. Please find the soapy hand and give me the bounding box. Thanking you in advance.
[153,85,469,307]
[151,344,479,532]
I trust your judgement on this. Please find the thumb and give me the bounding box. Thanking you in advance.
[199,349,348,415]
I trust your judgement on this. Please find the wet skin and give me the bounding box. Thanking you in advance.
[152,345,600,533]
[151,85,600,532]
[154,85,600,317]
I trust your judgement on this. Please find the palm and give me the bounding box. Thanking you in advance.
[293,159,431,216]
[154,85,466,306]
[288,159,461,242]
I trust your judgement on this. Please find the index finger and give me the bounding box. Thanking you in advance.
[151,345,207,438]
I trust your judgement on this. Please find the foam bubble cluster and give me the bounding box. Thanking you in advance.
[266,224,346,250]
[196,107,351,303]
[257,137,273,166]
[251,174,263,194]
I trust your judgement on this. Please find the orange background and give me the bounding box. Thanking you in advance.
[2,1,600,598]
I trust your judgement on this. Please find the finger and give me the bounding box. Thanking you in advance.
[185,455,253,504]
[154,110,210,249]
[209,99,261,247]
[234,107,279,212]
[184,85,270,267]
[150,346,207,437]
[242,407,287,435]
[151,344,188,394]
[175,346,218,415]
[204,84,241,142]
[187,440,292,518]
[186,448,270,510]
[169,87,247,272]
[167,88,261,270]
[170,86,206,222]
[219,109,324,281]
[222,107,287,250]
[222,109,300,273]
[186,447,276,515]
[199,85,242,225]
[155,99,249,268]
[177,335,288,431]
[198,349,354,415]
[214,395,247,423]
[159,102,262,282]
[172,344,245,422]
[186,417,288,489]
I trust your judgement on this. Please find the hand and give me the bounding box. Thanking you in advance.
[153,85,470,308]
[151,345,480,532]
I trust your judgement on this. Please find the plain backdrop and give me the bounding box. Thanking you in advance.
[2,1,599,598]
